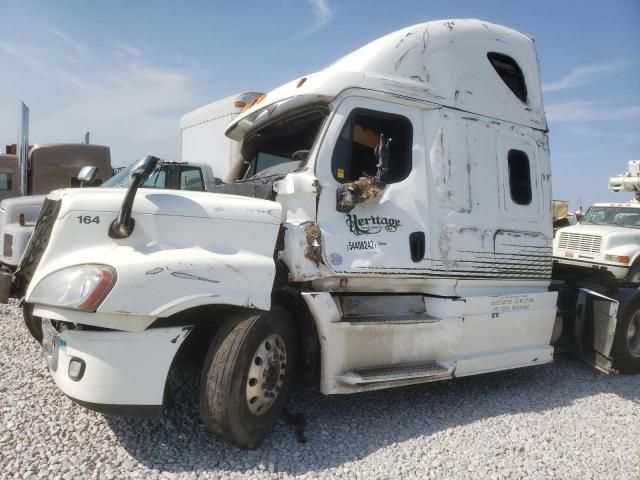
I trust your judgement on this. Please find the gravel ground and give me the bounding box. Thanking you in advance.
[0,300,639,480]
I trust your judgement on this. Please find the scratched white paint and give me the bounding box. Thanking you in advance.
[227,19,546,140]
[26,19,562,407]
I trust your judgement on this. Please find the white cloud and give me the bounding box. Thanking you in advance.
[287,0,334,40]
[542,61,632,93]
[546,101,640,122]
[48,28,89,61]
[307,0,334,33]
[569,125,640,142]
[0,40,88,89]
[0,31,204,163]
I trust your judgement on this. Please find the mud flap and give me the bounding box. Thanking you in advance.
[575,288,618,372]
[0,270,11,303]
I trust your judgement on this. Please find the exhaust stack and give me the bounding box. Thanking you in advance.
[17,102,29,196]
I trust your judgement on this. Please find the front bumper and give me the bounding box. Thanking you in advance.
[552,256,629,279]
[41,318,192,417]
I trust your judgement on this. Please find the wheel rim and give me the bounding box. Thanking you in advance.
[246,334,287,416]
[628,312,640,358]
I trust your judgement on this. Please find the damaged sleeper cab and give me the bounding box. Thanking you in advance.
[18,19,640,449]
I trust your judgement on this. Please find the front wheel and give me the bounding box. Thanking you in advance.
[199,306,297,448]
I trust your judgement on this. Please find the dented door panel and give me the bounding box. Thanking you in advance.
[315,96,431,275]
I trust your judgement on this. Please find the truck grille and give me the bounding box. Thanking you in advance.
[13,198,60,297]
[558,232,602,254]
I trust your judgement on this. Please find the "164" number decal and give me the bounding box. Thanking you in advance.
[76,215,100,225]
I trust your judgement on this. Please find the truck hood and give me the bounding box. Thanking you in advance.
[24,188,284,328]
[47,187,283,225]
[557,223,637,236]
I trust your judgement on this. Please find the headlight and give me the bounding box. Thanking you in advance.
[605,255,630,265]
[30,264,116,311]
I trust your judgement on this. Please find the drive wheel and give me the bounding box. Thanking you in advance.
[626,264,640,283]
[611,289,640,374]
[199,306,297,448]
[23,302,43,344]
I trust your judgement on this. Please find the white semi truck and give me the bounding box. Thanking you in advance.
[553,160,640,281]
[7,19,640,449]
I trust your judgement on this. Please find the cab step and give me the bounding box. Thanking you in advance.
[344,312,441,324]
[336,361,453,385]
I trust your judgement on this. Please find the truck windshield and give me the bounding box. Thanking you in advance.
[239,107,328,180]
[102,163,167,189]
[580,206,640,229]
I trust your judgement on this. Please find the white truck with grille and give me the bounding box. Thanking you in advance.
[8,20,640,449]
[553,161,640,282]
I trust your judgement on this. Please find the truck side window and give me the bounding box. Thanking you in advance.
[143,170,166,189]
[180,167,205,191]
[332,109,412,184]
[508,149,532,205]
[0,173,12,190]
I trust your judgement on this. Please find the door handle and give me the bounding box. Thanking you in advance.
[409,231,425,262]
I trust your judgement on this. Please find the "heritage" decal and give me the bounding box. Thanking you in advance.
[345,214,402,236]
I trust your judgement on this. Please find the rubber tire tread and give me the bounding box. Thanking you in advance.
[23,302,43,344]
[626,264,640,283]
[199,307,296,449]
[611,287,640,374]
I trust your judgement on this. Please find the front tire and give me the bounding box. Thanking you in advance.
[23,302,43,344]
[199,306,297,448]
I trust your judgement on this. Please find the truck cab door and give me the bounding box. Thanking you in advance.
[315,96,431,274]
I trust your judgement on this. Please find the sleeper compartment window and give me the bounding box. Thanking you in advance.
[487,52,528,103]
[508,149,532,205]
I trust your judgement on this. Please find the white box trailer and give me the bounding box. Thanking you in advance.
[180,92,263,182]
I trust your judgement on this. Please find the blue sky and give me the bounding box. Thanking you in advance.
[0,0,638,209]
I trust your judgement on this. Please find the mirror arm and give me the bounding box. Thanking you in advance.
[109,155,160,239]
[109,176,141,238]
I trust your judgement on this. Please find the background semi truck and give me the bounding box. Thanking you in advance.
[8,19,640,449]
[0,144,111,270]
[0,103,112,271]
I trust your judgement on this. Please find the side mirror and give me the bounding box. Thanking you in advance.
[130,155,159,182]
[77,166,98,186]
[336,184,356,213]
[335,177,384,213]
[292,150,309,162]
[109,155,160,239]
